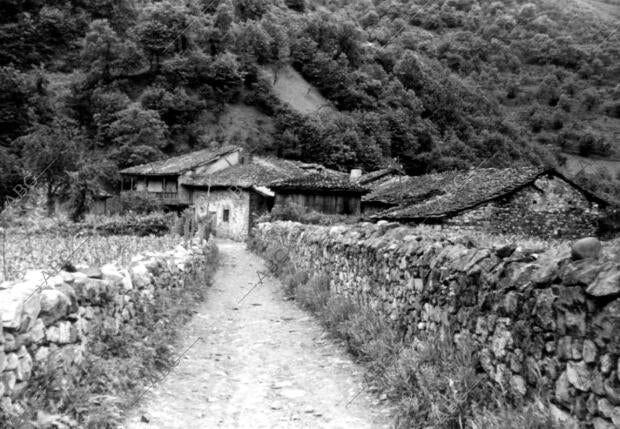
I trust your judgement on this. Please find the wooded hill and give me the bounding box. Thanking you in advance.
[1,0,619,217]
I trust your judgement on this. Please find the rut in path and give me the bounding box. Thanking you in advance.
[123,240,393,429]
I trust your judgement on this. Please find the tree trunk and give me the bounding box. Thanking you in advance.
[46,182,55,217]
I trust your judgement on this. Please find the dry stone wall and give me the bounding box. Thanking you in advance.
[252,221,620,429]
[0,236,216,416]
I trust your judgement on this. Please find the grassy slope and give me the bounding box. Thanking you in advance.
[261,65,333,115]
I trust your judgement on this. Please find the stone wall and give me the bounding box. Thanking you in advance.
[0,236,216,416]
[251,221,620,428]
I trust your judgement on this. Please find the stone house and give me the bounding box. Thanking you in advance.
[269,172,369,216]
[180,156,337,240]
[367,167,613,238]
[119,146,368,239]
[119,146,244,209]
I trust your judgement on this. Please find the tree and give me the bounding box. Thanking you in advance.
[134,1,193,72]
[0,148,23,211]
[394,51,427,93]
[82,19,141,80]
[18,118,81,216]
[284,0,305,12]
[0,66,33,147]
[111,144,164,169]
[235,21,273,65]
[107,106,169,149]
[67,158,119,222]
[214,0,234,32]
[91,89,132,146]
[140,86,206,125]
[260,16,290,70]
[234,0,268,21]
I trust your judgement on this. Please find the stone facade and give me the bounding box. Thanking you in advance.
[447,176,602,239]
[251,221,620,428]
[193,189,251,240]
[0,236,216,416]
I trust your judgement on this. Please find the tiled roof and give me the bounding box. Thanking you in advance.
[119,145,240,176]
[357,167,402,186]
[181,156,320,188]
[371,167,559,220]
[269,171,369,194]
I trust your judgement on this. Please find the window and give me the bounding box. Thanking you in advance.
[223,209,230,222]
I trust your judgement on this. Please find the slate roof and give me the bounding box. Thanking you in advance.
[371,167,612,221]
[357,167,402,186]
[181,156,322,188]
[269,171,369,194]
[119,145,240,176]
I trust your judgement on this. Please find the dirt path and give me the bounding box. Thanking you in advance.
[123,240,393,428]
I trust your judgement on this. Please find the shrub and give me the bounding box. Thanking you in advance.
[119,190,162,214]
[581,88,600,111]
[91,212,174,236]
[603,100,620,118]
[263,202,360,226]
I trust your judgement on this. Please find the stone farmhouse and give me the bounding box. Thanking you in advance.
[120,147,366,240]
[363,167,613,238]
[181,156,350,239]
[119,145,244,209]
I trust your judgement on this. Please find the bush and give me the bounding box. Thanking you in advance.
[87,212,175,236]
[262,202,360,226]
[603,100,620,119]
[119,190,163,214]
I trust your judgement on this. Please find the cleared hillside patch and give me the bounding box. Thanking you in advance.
[261,65,332,115]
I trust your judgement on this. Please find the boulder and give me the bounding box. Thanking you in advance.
[79,267,103,279]
[46,321,76,344]
[566,361,591,392]
[1,371,16,394]
[593,417,615,429]
[16,353,33,381]
[599,397,614,418]
[510,375,527,396]
[583,340,598,364]
[5,353,18,371]
[560,260,612,286]
[39,289,71,325]
[549,403,579,429]
[555,371,572,405]
[571,237,602,260]
[587,270,620,297]
[129,263,153,288]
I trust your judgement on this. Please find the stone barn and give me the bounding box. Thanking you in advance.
[270,172,369,216]
[180,157,327,240]
[368,167,613,238]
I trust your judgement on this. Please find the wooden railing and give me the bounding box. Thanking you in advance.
[152,192,178,201]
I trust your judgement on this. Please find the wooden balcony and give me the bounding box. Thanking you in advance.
[122,191,189,206]
[152,191,179,202]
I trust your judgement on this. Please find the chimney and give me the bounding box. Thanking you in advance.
[350,168,362,181]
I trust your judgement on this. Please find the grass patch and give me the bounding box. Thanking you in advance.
[5,247,217,428]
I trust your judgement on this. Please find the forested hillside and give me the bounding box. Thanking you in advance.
[1,0,619,215]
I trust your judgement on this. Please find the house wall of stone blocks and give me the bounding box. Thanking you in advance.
[447,176,602,239]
